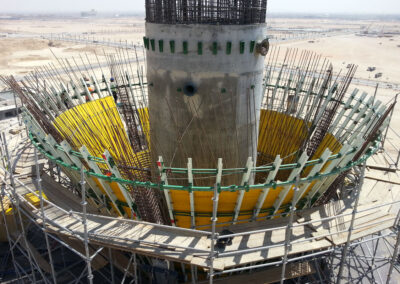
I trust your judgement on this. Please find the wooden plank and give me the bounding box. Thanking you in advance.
[329,216,396,245]
[44,223,209,269]
[310,211,392,241]
[193,238,332,270]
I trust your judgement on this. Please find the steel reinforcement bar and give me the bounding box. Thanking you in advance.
[28,130,380,192]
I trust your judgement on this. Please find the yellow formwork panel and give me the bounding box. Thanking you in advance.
[168,110,343,228]
[176,216,192,229]
[109,182,133,217]
[52,101,343,227]
[54,97,148,169]
[53,97,148,217]
[92,177,123,215]
[194,191,214,227]
[263,135,342,211]
[258,110,310,166]
[296,132,342,203]
[238,189,263,211]
[170,190,191,228]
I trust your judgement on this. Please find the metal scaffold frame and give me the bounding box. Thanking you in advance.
[0,132,141,284]
[1,43,399,283]
[1,126,400,283]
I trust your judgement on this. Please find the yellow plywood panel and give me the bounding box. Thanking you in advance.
[195,217,212,228]
[217,217,233,225]
[53,97,151,217]
[258,110,310,166]
[170,191,190,211]
[109,182,126,201]
[109,182,132,217]
[218,191,238,212]
[53,97,149,170]
[176,216,191,228]
[92,173,123,216]
[166,110,342,227]
[52,100,344,227]
[239,189,263,211]
[194,192,213,212]
[92,178,107,195]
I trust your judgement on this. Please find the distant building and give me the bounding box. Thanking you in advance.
[81,9,97,18]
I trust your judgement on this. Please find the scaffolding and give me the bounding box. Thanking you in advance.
[0,42,399,284]
[1,123,400,283]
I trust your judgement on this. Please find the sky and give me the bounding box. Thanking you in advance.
[0,0,400,14]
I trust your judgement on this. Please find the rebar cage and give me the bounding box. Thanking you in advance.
[145,0,268,25]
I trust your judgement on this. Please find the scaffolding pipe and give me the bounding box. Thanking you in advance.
[80,166,94,284]
[133,253,138,283]
[2,132,39,283]
[209,184,220,284]
[0,134,20,281]
[35,147,58,284]
[108,248,115,284]
[386,223,400,284]
[3,155,399,261]
[121,253,134,284]
[336,162,366,284]
[280,176,300,284]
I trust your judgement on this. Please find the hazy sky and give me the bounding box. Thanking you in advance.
[1,0,400,14]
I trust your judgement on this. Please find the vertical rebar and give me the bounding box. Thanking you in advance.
[80,166,93,284]
[35,147,57,284]
[336,162,366,284]
[12,90,20,126]
[381,93,399,152]
[372,83,379,105]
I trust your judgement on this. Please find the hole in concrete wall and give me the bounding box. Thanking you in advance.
[183,83,197,97]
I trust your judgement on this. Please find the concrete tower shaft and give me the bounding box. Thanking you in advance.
[145,1,268,182]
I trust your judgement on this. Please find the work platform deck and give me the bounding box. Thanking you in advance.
[1,128,400,272]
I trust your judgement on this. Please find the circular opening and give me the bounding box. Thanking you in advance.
[183,83,197,96]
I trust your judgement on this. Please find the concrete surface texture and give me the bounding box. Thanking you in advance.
[146,23,266,180]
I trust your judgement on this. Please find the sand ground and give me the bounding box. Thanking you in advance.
[1,16,398,84]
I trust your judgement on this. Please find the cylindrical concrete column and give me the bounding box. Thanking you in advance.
[146,23,266,183]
